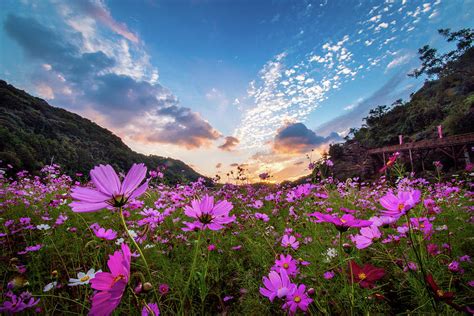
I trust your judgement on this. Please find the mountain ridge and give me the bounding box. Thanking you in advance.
[0,79,206,183]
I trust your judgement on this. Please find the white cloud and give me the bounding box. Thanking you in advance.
[386,54,411,70]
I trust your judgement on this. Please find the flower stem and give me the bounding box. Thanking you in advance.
[182,230,203,308]
[119,207,159,303]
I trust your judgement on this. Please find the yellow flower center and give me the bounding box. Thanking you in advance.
[437,289,444,297]
[294,296,301,303]
[79,275,90,282]
[358,273,367,280]
[283,263,289,269]
[340,219,347,223]
[398,203,405,211]
[113,274,125,284]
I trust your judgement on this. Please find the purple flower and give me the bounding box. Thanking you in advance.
[182,195,236,231]
[0,291,40,313]
[282,284,313,315]
[272,254,299,277]
[379,189,421,218]
[281,235,299,250]
[323,271,335,279]
[141,303,160,316]
[254,212,270,222]
[70,164,148,212]
[159,283,169,295]
[90,244,131,315]
[308,212,372,232]
[259,269,296,302]
[94,227,118,240]
[351,226,381,249]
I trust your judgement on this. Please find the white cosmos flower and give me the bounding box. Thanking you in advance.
[115,237,125,245]
[43,281,57,292]
[68,268,101,286]
[36,224,51,230]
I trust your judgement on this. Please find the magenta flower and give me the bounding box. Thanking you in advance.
[309,212,372,232]
[94,228,118,240]
[182,195,236,231]
[379,189,421,218]
[0,291,40,313]
[272,254,299,277]
[282,284,313,315]
[141,303,160,316]
[281,235,299,250]
[70,164,148,213]
[259,269,296,302]
[89,243,131,316]
[351,226,381,249]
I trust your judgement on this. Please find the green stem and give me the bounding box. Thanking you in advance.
[119,207,159,303]
[182,230,203,308]
[405,215,437,313]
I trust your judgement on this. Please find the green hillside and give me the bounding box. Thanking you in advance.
[0,80,205,183]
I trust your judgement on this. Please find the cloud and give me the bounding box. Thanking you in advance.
[67,0,139,43]
[218,136,239,151]
[386,54,412,70]
[142,105,221,149]
[273,122,341,154]
[4,13,221,149]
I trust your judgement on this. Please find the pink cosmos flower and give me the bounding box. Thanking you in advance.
[282,284,313,315]
[308,212,372,232]
[281,235,299,250]
[94,228,118,240]
[379,189,421,218]
[182,195,236,231]
[0,291,40,313]
[259,269,296,302]
[89,243,131,316]
[141,303,160,316]
[255,212,270,222]
[323,271,335,279]
[272,254,299,277]
[70,164,148,213]
[351,226,381,249]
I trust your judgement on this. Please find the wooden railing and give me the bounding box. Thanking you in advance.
[368,133,474,154]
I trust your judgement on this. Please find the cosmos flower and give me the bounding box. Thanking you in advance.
[272,254,299,277]
[94,228,118,240]
[68,268,101,286]
[0,291,40,313]
[281,235,299,250]
[182,195,236,231]
[259,269,296,302]
[70,164,148,213]
[282,284,313,315]
[351,226,381,249]
[348,261,385,289]
[309,212,372,232]
[379,189,421,218]
[255,212,270,222]
[89,243,131,315]
[141,303,160,316]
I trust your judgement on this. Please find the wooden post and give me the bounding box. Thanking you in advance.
[464,147,471,165]
[409,149,414,173]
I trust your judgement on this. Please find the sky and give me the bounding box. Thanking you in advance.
[1,0,473,182]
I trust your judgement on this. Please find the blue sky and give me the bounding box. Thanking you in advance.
[0,0,473,181]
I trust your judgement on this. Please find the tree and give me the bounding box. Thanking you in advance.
[409,28,473,79]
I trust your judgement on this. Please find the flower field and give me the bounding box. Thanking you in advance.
[1,164,473,315]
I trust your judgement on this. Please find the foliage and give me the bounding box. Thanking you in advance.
[0,80,204,183]
[0,165,472,314]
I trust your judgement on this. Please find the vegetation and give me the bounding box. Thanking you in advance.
[0,80,204,183]
[1,164,473,314]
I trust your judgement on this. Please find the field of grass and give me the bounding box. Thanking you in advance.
[0,163,473,315]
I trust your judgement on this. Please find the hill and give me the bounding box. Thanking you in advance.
[0,80,205,183]
[326,31,474,179]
